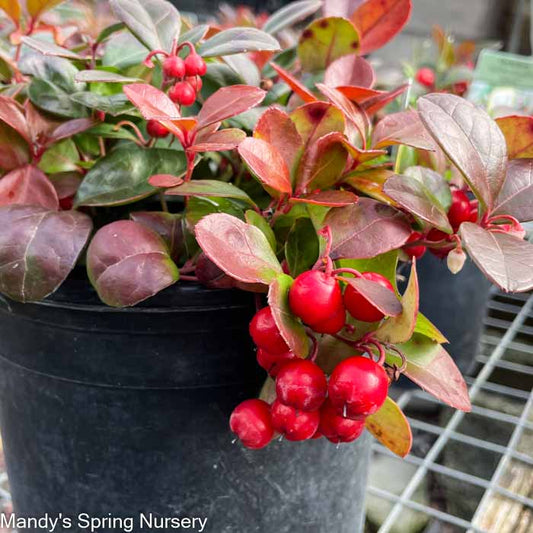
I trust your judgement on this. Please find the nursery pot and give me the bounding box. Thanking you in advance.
[0,275,370,533]
[416,253,491,373]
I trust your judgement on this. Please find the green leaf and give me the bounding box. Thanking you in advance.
[198,27,280,58]
[405,166,452,211]
[165,179,256,207]
[263,0,322,35]
[110,0,181,52]
[365,397,412,457]
[96,22,126,44]
[268,273,309,357]
[21,36,83,60]
[245,210,277,252]
[195,213,283,285]
[38,138,79,173]
[75,70,141,84]
[414,313,448,344]
[102,32,147,69]
[70,92,134,116]
[337,250,399,290]
[178,25,209,45]
[185,197,245,228]
[298,17,360,72]
[75,145,187,207]
[285,218,319,277]
[375,261,419,343]
[87,220,179,307]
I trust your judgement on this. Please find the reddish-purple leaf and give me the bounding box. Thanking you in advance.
[195,213,283,284]
[0,165,59,210]
[324,54,375,89]
[496,115,533,159]
[190,128,246,152]
[384,173,452,232]
[373,110,437,151]
[254,107,304,173]
[123,83,180,120]
[324,0,365,17]
[375,261,418,343]
[48,118,95,144]
[87,220,179,307]
[361,84,408,116]
[0,95,30,143]
[195,252,236,290]
[0,123,30,171]
[290,190,358,207]
[326,198,411,259]
[418,94,507,213]
[297,132,349,192]
[365,397,412,457]
[459,222,533,292]
[352,0,412,55]
[316,83,368,141]
[50,172,82,200]
[390,335,471,412]
[238,137,292,195]
[340,276,402,317]
[0,205,92,302]
[493,159,533,222]
[270,62,317,104]
[130,211,184,263]
[196,85,266,130]
[268,273,309,357]
[148,174,184,188]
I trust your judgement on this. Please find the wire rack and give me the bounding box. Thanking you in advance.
[366,288,533,533]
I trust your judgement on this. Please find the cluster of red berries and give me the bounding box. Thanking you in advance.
[403,189,478,260]
[230,268,395,449]
[146,46,207,139]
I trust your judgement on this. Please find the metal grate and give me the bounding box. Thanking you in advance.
[366,289,533,533]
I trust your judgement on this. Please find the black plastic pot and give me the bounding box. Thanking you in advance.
[0,275,370,533]
[417,253,491,373]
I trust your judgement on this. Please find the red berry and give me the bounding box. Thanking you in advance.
[448,190,476,231]
[453,81,468,96]
[289,270,345,333]
[344,272,394,323]
[276,359,327,411]
[256,348,296,377]
[146,119,169,138]
[403,231,426,260]
[311,306,346,334]
[416,67,435,88]
[230,399,274,449]
[168,81,196,106]
[59,195,74,211]
[249,307,289,355]
[186,75,202,92]
[427,228,454,259]
[270,399,320,441]
[328,356,389,419]
[319,399,365,444]
[163,56,185,78]
[185,53,207,76]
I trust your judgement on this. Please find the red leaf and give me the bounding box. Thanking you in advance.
[238,137,292,195]
[343,142,387,168]
[195,213,283,284]
[496,115,533,159]
[494,159,533,222]
[0,95,30,143]
[190,128,246,152]
[390,334,471,412]
[123,83,180,120]
[0,123,29,171]
[340,276,402,317]
[324,54,375,89]
[196,85,266,130]
[48,118,95,144]
[373,110,437,151]
[290,102,345,147]
[361,84,408,116]
[290,190,358,207]
[254,107,303,173]
[0,165,59,210]
[269,62,317,104]
[87,220,179,307]
[0,205,92,302]
[352,0,412,55]
[148,174,184,188]
[366,397,412,457]
[326,198,411,259]
[336,86,382,102]
[459,222,533,292]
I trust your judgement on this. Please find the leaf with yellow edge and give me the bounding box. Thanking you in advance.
[365,396,412,457]
[0,0,21,24]
[374,260,418,343]
[26,0,64,19]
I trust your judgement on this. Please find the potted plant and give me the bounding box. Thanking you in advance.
[0,0,532,531]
